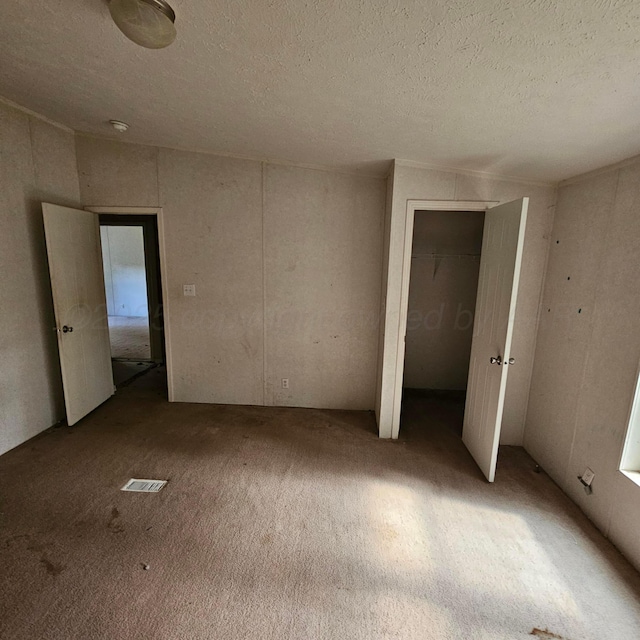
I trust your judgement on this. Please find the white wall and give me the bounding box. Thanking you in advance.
[263,164,385,409]
[100,225,148,317]
[76,135,386,409]
[524,156,640,572]
[404,211,483,390]
[377,160,557,443]
[0,101,80,455]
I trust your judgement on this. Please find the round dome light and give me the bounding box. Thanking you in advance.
[109,120,130,132]
[109,0,176,49]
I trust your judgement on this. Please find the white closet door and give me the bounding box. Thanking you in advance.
[462,198,529,482]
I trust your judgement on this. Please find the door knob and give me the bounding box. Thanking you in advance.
[507,357,515,365]
[62,325,74,333]
[490,356,502,365]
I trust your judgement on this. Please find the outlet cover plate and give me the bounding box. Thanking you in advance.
[581,467,595,486]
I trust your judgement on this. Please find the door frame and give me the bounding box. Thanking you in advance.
[388,199,499,439]
[85,206,175,402]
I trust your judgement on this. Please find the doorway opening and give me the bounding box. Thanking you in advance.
[401,210,484,440]
[99,214,165,388]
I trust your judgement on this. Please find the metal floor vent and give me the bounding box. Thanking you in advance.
[121,478,167,493]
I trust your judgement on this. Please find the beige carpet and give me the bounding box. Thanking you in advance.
[108,315,151,360]
[1,371,639,640]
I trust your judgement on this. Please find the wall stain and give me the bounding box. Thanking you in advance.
[239,336,258,361]
[530,628,568,639]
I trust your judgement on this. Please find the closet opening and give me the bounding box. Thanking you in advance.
[400,210,484,441]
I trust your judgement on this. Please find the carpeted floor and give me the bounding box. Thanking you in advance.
[1,371,639,640]
[112,360,157,387]
[108,315,151,360]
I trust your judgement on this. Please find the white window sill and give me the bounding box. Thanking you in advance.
[620,469,640,488]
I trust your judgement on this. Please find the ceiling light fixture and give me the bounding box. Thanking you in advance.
[109,0,177,49]
[110,120,130,132]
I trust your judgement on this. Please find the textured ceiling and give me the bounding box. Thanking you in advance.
[1,1,639,182]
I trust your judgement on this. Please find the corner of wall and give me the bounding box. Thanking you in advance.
[522,188,559,450]
[374,165,396,434]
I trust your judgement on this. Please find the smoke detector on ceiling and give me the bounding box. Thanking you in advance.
[109,0,177,49]
[110,120,130,133]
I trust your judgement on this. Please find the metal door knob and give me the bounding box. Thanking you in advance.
[490,356,502,365]
[507,357,515,365]
[62,325,73,333]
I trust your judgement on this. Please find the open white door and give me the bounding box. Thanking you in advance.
[462,198,528,482]
[43,203,114,426]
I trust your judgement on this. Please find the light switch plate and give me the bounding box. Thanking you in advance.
[183,284,196,297]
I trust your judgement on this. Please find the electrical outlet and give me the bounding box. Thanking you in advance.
[581,467,595,486]
[183,284,196,297]
[578,467,595,495]
[281,378,289,389]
